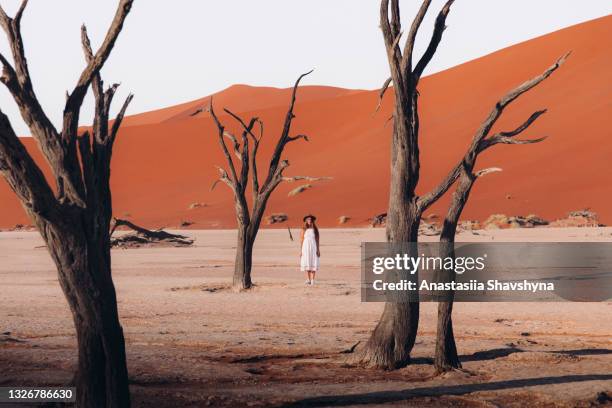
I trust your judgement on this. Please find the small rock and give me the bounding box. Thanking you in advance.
[549,209,604,228]
[419,221,441,236]
[483,214,548,229]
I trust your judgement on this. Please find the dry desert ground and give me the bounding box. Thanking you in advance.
[1,227,611,407]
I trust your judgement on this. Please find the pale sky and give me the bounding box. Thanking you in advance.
[0,0,610,135]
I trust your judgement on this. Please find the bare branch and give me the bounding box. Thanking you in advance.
[375,77,393,113]
[213,166,236,191]
[287,134,309,143]
[0,109,58,220]
[498,109,546,137]
[0,51,16,85]
[224,108,258,135]
[208,98,239,186]
[81,24,108,145]
[80,25,97,75]
[210,179,222,192]
[400,0,432,75]
[63,0,134,140]
[14,0,28,24]
[223,131,242,159]
[0,0,58,138]
[239,120,252,190]
[223,108,262,191]
[413,0,454,81]
[77,131,94,197]
[380,0,404,88]
[0,2,95,206]
[418,54,569,212]
[389,0,401,38]
[261,70,313,191]
[285,70,314,125]
[481,135,547,150]
[472,53,569,144]
[222,108,258,190]
[282,176,332,182]
[251,120,263,196]
[109,93,134,146]
[475,167,502,178]
[418,162,462,213]
[103,83,121,114]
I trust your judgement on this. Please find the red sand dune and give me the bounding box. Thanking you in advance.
[1,16,610,229]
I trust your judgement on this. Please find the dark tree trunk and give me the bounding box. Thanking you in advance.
[433,173,466,372]
[36,211,130,407]
[434,240,461,372]
[358,300,420,369]
[358,173,421,368]
[434,301,460,371]
[233,225,254,290]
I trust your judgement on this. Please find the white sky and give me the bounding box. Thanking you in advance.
[0,0,610,135]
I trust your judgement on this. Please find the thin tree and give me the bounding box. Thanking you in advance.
[356,0,457,369]
[433,54,568,372]
[209,71,323,290]
[0,1,134,406]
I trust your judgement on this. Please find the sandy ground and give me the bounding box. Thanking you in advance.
[1,227,611,407]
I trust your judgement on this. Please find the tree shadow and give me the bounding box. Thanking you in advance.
[460,347,611,362]
[355,348,612,367]
[460,347,523,362]
[282,374,612,407]
[555,348,612,356]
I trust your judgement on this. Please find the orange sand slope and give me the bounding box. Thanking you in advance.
[1,16,610,229]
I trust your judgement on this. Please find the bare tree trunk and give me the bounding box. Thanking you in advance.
[360,146,422,367]
[37,212,130,407]
[434,240,461,372]
[435,301,459,371]
[233,225,254,289]
[433,172,466,372]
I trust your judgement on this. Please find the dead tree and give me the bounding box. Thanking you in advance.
[209,71,321,290]
[356,0,456,370]
[0,1,134,406]
[434,54,568,373]
[110,217,194,248]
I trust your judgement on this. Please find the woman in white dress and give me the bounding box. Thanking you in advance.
[300,215,320,285]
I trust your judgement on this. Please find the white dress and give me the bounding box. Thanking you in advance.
[301,228,320,271]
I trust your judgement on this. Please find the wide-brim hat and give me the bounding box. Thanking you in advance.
[303,214,317,222]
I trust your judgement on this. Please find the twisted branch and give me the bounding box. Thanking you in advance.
[418,53,569,212]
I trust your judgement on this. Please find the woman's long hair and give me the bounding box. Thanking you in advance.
[303,219,319,241]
